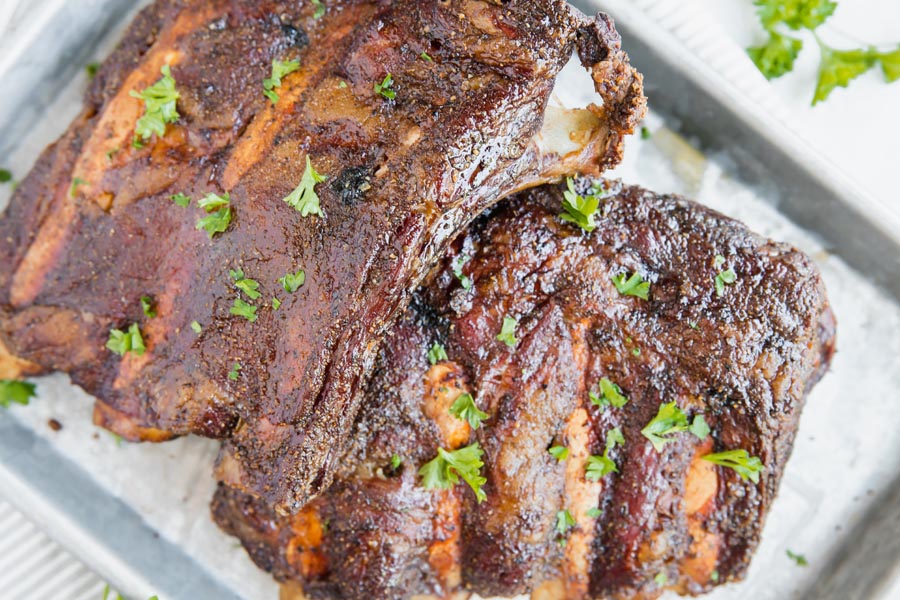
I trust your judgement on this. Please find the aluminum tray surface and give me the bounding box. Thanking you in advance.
[1,1,899,599]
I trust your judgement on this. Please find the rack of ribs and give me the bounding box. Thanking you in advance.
[211,179,836,600]
[0,0,645,511]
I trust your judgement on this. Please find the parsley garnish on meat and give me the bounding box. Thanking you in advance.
[171,193,191,207]
[140,295,156,318]
[559,177,601,232]
[228,362,242,381]
[589,377,629,409]
[419,443,487,502]
[548,445,569,461]
[654,572,668,587]
[284,156,327,217]
[230,269,262,300]
[452,254,473,291]
[196,192,232,238]
[747,0,899,104]
[421,52,433,62]
[0,169,12,183]
[312,0,326,19]
[611,271,650,300]
[586,427,624,480]
[555,509,576,537]
[230,298,258,322]
[713,255,737,297]
[786,549,809,566]
[497,316,518,348]
[70,177,87,198]
[0,380,36,409]
[190,321,202,334]
[427,342,448,365]
[641,402,709,452]
[449,392,488,429]
[272,297,282,310]
[702,449,764,483]
[106,323,146,356]
[86,62,100,79]
[130,65,180,141]
[586,507,602,518]
[278,269,306,293]
[374,73,396,100]
[263,59,301,104]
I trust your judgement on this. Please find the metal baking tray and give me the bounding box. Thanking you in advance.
[1,1,898,599]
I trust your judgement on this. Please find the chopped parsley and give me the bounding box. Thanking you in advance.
[312,0,326,18]
[559,177,601,232]
[230,298,258,322]
[391,454,402,469]
[713,255,737,296]
[106,323,146,356]
[641,126,651,139]
[641,402,709,452]
[611,271,650,300]
[272,297,282,310]
[586,427,624,480]
[140,295,157,318]
[228,362,242,381]
[419,442,487,502]
[86,62,100,79]
[0,380,36,409]
[449,392,488,429]
[702,449,764,483]
[654,572,668,587]
[421,51,433,62]
[710,570,720,583]
[278,269,306,293]
[263,59,301,104]
[632,347,641,357]
[284,156,327,217]
[0,169,11,183]
[555,509,576,537]
[589,377,629,409]
[196,192,232,238]
[70,177,87,198]
[427,342,448,365]
[586,507,603,518]
[230,269,261,300]
[130,64,180,141]
[452,254,473,290]
[497,316,518,348]
[548,445,569,461]
[786,549,809,567]
[190,320,202,334]
[374,73,396,100]
[171,193,191,207]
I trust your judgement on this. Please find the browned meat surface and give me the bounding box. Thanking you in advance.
[0,0,644,511]
[212,179,836,600]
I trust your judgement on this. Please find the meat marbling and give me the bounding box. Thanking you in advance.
[212,179,836,600]
[0,0,644,511]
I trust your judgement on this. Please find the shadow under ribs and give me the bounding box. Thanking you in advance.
[0,0,644,511]
[212,180,836,600]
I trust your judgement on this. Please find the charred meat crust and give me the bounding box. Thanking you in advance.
[0,0,644,513]
[212,179,836,600]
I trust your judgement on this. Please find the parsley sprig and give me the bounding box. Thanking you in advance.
[107,323,146,356]
[497,316,518,348]
[374,74,396,100]
[548,445,569,461]
[196,192,232,238]
[427,342,448,365]
[0,380,36,409]
[555,509,576,538]
[713,255,737,297]
[284,156,327,217]
[589,377,629,409]
[703,449,764,483]
[452,254,473,291]
[419,443,487,502]
[231,269,262,300]
[747,0,899,104]
[641,402,709,452]
[586,427,625,481]
[278,269,306,293]
[559,177,602,232]
[130,65,180,141]
[263,59,301,104]
[449,392,488,429]
[230,298,258,322]
[611,271,650,300]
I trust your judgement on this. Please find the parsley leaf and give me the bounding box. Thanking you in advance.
[421,52,433,62]
[586,453,617,480]
[754,0,836,31]
[312,0,326,19]
[611,271,650,300]
[374,73,396,100]
[231,269,262,300]
[0,169,12,183]
[586,506,602,518]
[786,549,809,567]
[230,298,258,322]
[589,377,629,409]
[559,177,601,232]
[497,316,518,348]
[555,509,576,536]
[452,254,473,290]
[449,392,488,429]
[713,255,738,296]
[390,454,402,470]
[190,320,202,334]
[140,295,157,318]
[107,323,146,356]
[171,193,191,207]
[814,44,877,105]
[428,342,448,365]
[228,362,242,381]
[419,443,487,502]
[278,269,306,293]
[284,156,327,217]
[0,380,36,408]
[702,449,764,483]
[86,62,100,79]
[641,402,708,452]
[748,31,803,79]
[605,427,625,450]
[880,46,900,82]
[196,192,232,238]
[272,297,282,310]
[263,59,301,104]
[130,65,180,141]
[655,572,669,587]
[548,445,569,461]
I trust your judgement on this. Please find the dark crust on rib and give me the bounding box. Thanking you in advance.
[0,0,644,512]
[212,179,836,600]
